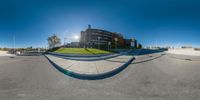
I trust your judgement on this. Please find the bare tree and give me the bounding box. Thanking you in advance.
[47,34,61,48]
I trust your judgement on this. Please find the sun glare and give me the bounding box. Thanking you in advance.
[74,35,79,40]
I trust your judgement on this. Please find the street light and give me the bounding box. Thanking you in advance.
[64,38,67,46]
[84,33,86,48]
[114,37,118,49]
[108,42,111,50]
[98,37,101,49]
[13,35,15,54]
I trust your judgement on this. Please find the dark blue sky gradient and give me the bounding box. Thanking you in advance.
[0,0,200,48]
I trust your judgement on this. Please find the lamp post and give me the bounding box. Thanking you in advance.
[84,33,86,48]
[108,42,111,50]
[13,35,15,54]
[114,37,118,49]
[64,38,67,46]
[98,37,101,49]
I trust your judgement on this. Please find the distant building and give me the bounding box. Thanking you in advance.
[80,25,138,49]
[181,46,192,48]
[124,38,137,49]
[130,38,137,48]
[69,42,80,47]
[63,42,80,48]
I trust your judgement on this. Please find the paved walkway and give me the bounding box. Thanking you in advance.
[166,53,200,61]
[167,48,200,56]
[0,51,15,56]
[45,54,134,75]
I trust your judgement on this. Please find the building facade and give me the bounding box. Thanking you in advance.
[80,25,137,49]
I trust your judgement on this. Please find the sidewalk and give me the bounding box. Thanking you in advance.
[167,48,200,56]
[0,51,15,56]
[45,54,134,79]
[166,53,200,61]
[48,52,120,61]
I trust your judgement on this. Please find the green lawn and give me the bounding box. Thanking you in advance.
[53,48,112,55]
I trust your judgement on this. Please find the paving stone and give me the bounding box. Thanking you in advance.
[95,60,123,73]
[68,62,98,74]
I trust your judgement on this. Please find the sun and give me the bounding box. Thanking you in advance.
[74,35,79,40]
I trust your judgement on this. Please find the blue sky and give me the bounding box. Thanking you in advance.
[0,0,200,48]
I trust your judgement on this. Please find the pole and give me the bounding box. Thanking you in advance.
[115,41,117,49]
[115,37,118,49]
[108,42,111,50]
[98,37,100,49]
[84,34,86,48]
[64,38,67,47]
[64,38,65,45]
[13,35,15,54]
[108,42,109,50]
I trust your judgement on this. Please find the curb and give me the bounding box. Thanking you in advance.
[48,53,121,61]
[44,55,135,80]
[47,52,116,57]
[132,53,165,64]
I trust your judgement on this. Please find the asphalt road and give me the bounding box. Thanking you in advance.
[1,50,200,100]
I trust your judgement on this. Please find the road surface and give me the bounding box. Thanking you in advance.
[0,50,200,100]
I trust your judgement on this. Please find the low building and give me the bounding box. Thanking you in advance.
[63,42,80,48]
[69,42,80,47]
[124,38,137,49]
[181,46,193,48]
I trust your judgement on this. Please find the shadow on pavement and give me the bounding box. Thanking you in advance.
[130,49,167,56]
[45,55,135,80]
[131,54,165,64]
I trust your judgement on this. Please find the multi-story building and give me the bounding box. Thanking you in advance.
[80,25,138,49]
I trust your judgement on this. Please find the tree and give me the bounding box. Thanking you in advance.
[47,34,61,48]
[137,43,142,49]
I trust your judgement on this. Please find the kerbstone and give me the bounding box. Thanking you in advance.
[45,54,133,75]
